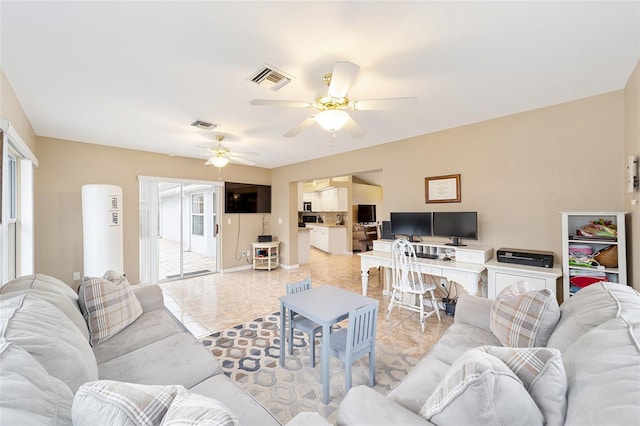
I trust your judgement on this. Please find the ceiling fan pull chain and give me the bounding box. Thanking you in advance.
[331,131,336,147]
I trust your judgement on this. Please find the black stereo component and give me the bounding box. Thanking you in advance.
[497,248,554,268]
[258,235,273,242]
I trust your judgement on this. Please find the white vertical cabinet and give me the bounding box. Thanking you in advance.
[561,212,628,301]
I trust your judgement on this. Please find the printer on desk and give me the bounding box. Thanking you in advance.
[497,248,554,268]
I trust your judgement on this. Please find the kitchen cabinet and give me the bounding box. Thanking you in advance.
[307,224,348,254]
[301,188,347,212]
[319,187,348,212]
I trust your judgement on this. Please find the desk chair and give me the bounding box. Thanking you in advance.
[329,301,379,392]
[286,278,322,367]
[387,238,441,332]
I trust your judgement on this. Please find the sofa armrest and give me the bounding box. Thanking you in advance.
[132,285,164,312]
[453,294,494,333]
[336,386,432,426]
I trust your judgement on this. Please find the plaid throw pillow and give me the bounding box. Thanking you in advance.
[479,346,567,426]
[79,273,143,346]
[73,380,181,425]
[419,348,543,424]
[162,392,240,426]
[490,281,560,347]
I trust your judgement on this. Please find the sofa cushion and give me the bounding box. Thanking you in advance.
[490,281,559,347]
[419,348,543,425]
[0,341,74,426]
[387,322,501,414]
[0,274,89,340]
[190,375,281,426]
[79,275,143,346]
[97,332,221,388]
[161,391,240,426]
[561,317,640,426]
[92,309,184,364]
[72,380,181,425]
[478,346,567,426]
[547,282,640,353]
[0,292,98,392]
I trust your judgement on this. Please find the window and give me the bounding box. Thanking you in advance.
[191,193,204,236]
[8,154,17,220]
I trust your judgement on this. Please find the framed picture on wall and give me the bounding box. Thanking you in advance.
[425,174,461,203]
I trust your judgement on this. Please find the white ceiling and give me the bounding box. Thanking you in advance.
[1,1,638,169]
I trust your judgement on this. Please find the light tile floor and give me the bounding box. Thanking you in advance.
[158,238,216,280]
[160,249,453,358]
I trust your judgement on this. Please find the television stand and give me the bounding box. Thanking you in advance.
[445,237,466,246]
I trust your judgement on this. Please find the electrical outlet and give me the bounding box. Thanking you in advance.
[73,272,81,281]
[241,250,248,257]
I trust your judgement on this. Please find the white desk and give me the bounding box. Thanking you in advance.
[359,250,488,297]
[279,286,378,404]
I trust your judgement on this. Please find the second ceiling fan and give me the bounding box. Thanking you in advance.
[250,61,417,138]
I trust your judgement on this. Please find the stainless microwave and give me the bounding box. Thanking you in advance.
[303,201,312,212]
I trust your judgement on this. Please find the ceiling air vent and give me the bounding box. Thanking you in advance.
[190,120,218,130]
[248,65,291,91]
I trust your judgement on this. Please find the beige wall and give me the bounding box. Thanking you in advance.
[625,59,640,289]
[0,68,37,153]
[273,91,626,268]
[35,137,270,284]
[0,65,634,288]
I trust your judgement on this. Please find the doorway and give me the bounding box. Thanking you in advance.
[139,177,222,284]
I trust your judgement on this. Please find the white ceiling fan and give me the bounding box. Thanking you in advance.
[250,61,418,138]
[201,135,258,168]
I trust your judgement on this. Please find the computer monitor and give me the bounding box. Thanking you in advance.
[432,211,478,246]
[390,212,432,242]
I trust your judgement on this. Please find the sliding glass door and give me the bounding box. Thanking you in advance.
[139,177,221,284]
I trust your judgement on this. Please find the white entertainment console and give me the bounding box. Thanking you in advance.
[359,239,493,297]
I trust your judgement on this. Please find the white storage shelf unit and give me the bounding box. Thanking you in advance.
[561,212,628,301]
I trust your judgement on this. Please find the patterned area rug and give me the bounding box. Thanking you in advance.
[199,312,421,424]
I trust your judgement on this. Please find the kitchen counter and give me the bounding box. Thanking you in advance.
[305,224,348,254]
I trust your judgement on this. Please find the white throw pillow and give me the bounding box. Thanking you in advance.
[79,274,143,346]
[0,341,74,426]
[420,348,543,425]
[161,392,240,426]
[73,380,181,426]
[478,346,567,426]
[490,281,560,347]
[0,291,98,392]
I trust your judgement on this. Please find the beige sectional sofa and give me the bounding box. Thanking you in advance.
[337,282,640,426]
[0,274,286,425]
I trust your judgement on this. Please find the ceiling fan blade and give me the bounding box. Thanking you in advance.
[230,156,256,166]
[352,97,418,111]
[233,151,259,157]
[284,116,316,137]
[328,62,360,98]
[250,99,312,108]
[343,116,366,139]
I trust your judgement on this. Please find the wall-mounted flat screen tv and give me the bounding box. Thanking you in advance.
[224,182,271,214]
[357,204,376,223]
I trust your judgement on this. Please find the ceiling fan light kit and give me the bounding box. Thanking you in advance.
[250,61,417,141]
[207,156,230,168]
[316,109,350,132]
